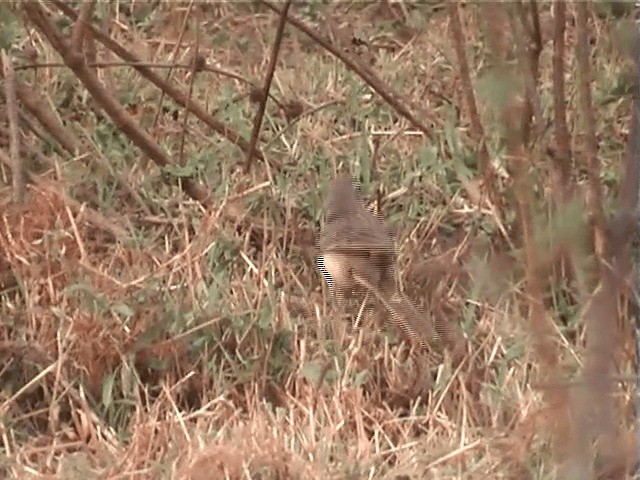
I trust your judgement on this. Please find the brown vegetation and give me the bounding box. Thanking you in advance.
[0,1,637,478]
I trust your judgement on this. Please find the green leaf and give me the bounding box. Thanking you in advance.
[417,143,438,169]
[476,67,520,113]
[133,321,166,349]
[0,5,19,51]
[299,360,325,385]
[111,302,134,320]
[353,369,370,387]
[101,372,116,409]
[258,302,273,330]
[162,164,196,178]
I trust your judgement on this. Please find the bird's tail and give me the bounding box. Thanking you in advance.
[383,291,438,349]
[353,274,462,355]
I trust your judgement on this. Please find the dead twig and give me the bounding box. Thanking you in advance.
[1,51,24,204]
[22,2,213,208]
[483,2,571,469]
[150,0,194,133]
[259,0,435,141]
[51,0,268,168]
[447,2,502,212]
[69,0,94,53]
[551,1,573,204]
[568,2,622,474]
[177,24,201,169]
[244,0,291,173]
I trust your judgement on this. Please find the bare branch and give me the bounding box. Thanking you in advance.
[69,1,95,53]
[245,0,292,173]
[22,1,213,208]
[259,0,435,141]
[510,2,544,143]
[569,2,622,473]
[150,0,195,132]
[177,24,201,169]
[51,0,267,167]
[1,51,24,204]
[575,2,609,262]
[481,2,571,469]
[551,1,573,204]
[447,2,501,211]
[529,0,542,77]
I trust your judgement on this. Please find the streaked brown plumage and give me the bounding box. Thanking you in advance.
[318,176,459,353]
[319,175,396,300]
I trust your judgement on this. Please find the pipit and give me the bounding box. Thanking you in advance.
[317,176,457,353]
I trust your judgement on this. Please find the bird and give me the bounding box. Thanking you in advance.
[319,175,396,301]
[317,175,457,353]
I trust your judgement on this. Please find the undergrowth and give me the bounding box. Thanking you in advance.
[0,2,637,479]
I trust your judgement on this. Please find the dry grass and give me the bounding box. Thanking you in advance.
[0,2,637,479]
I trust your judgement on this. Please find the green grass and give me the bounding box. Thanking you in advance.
[0,2,636,479]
